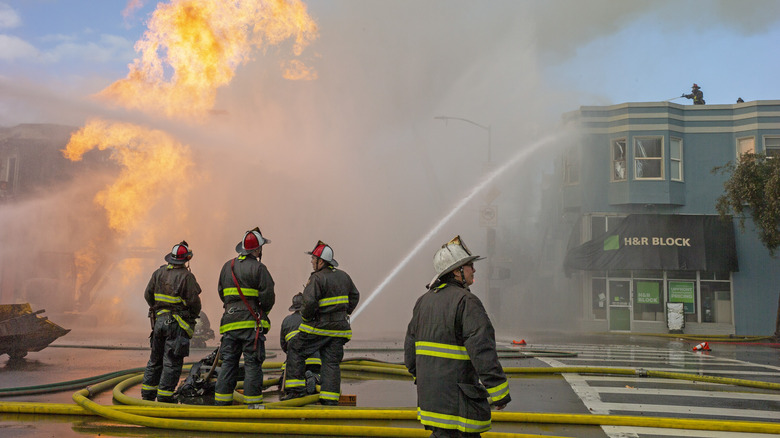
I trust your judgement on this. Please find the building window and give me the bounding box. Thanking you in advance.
[764,136,780,158]
[670,138,683,181]
[634,279,664,321]
[611,138,627,181]
[563,147,579,185]
[591,278,606,320]
[634,137,663,179]
[737,137,755,158]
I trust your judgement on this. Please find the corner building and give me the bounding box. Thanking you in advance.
[557,100,780,335]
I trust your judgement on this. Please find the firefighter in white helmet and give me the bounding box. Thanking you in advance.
[214,227,275,406]
[141,241,202,403]
[405,235,510,437]
[281,240,360,405]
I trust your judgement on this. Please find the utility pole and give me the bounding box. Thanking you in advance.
[435,116,497,315]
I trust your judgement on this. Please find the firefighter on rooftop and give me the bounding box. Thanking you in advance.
[141,241,202,403]
[682,83,706,105]
[405,235,510,437]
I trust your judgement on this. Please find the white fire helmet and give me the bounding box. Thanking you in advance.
[429,235,483,286]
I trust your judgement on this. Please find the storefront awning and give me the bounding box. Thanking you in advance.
[564,214,738,272]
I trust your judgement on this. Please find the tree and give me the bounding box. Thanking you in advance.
[713,152,780,256]
[714,152,780,339]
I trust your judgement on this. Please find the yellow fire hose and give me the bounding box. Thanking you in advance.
[3,361,780,436]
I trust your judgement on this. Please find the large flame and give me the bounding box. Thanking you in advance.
[102,0,318,119]
[64,119,193,233]
[62,0,319,324]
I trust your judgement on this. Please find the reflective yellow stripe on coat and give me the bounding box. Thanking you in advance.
[318,295,349,307]
[219,319,270,334]
[417,408,491,433]
[222,287,259,297]
[299,323,351,339]
[415,341,470,360]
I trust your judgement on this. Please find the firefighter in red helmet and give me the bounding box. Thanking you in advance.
[682,83,705,105]
[281,240,360,405]
[214,227,275,406]
[141,240,202,403]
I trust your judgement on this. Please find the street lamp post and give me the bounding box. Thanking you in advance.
[434,116,492,163]
[435,116,496,316]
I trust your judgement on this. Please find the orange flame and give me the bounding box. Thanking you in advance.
[101,0,318,120]
[63,119,192,233]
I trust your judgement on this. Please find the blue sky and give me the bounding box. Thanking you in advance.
[3,1,780,126]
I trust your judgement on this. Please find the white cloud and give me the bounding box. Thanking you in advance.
[0,34,38,60]
[39,33,134,64]
[0,2,20,29]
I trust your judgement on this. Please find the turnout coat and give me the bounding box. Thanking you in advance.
[299,266,360,339]
[404,281,510,434]
[217,254,275,334]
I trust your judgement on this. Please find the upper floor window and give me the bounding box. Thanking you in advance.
[670,137,683,181]
[634,137,663,179]
[611,138,627,182]
[563,146,579,185]
[737,137,755,158]
[764,136,780,158]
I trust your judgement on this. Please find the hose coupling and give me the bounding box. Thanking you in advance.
[636,368,648,377]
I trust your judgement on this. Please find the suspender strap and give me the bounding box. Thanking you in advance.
[230,258,263,350]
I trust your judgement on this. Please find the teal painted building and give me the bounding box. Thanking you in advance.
[557,101,780,335]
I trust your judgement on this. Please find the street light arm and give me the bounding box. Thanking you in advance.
[434,116,490,132]
[434,115,492,163]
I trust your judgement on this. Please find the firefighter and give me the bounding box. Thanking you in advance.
[214,227,275,406]
[281,241,360,405]
[141,241,202,403]
[404,236,510,437]
[279,292,321,395]
[682,83,706,105]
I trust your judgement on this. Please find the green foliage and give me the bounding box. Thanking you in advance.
[713,153,780,256]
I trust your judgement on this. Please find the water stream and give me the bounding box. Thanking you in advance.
[352,131,565,321]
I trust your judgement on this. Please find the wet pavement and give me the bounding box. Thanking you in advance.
[1,327,779,437]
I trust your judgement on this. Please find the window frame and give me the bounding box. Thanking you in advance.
[611,138,627,182]
[763,135,780,158]
[670,137,683,182]
[633,136,664,180]
[737,136,755,159]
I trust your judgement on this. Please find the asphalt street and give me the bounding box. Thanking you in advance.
[1,328,779,438]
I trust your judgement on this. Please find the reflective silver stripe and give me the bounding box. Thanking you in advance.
[215,392,233,402]
[141,384,157,391]
[417,407,491,433]
[318,295,348,307]
[299,323,352,339]
[154,293,183,304]
[320,391,340,401]
[244,394,263,403]
[285,330,299,341]
[222,287,259,297]
[415,341,470,360]
[487,381,509,403]
[285,379,305,388]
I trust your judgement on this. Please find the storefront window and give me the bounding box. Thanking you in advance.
[591,278,606,320]
[668,278,697,323]
[701,281,732,323]
[634,279,664,321]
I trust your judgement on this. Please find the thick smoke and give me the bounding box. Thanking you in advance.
[3,1,780,344]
